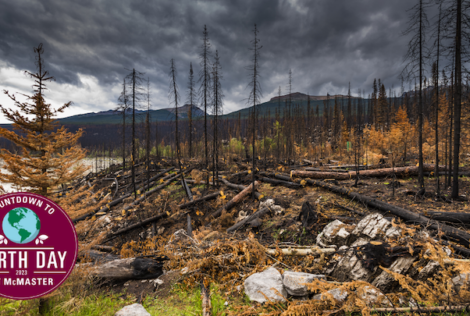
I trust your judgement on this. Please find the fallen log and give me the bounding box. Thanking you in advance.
[89,257,165,280]
[266,247,336,256]
[212,181,260,218]
[425,211,470,224]
[258,177,301,189]
[181,178,193,201]
[72,168,177,224]
[305,168,349,173]
[107,213,168,238]
[227,206,269,233]
[302,159,318,166]
[218,177,261,199]
[293,170,350,180]
[178,192,220,210]
[292,164,445,180]
[275,173,470,248]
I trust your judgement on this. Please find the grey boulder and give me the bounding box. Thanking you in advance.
[244,267,287,303]
[115,303,151,316]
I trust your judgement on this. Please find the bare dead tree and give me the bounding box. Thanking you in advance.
[440,0,467,198]
[247,24,262,199]
[146,78,151,192]
[198,25,212,187]
[431,0,443,196]
[125,69,145,198]
[401,0,431,194]
[169,59,183,173]
[212,50,223,187]
[347,82,352,129]
[117,78,129,171]
[187,62,196,158]
[277,86,281,163]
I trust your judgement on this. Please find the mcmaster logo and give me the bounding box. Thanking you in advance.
[0,192,78,300]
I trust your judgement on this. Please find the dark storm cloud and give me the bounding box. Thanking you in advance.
[0,0,441,114]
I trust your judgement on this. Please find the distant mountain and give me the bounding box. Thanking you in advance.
[270,92,359,102]
[162,104,205,118]
[59,104,203,124]
[66,108,145,118]
[222,93,355,120]
[55,93,370,125]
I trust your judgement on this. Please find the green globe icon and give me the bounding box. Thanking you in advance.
[2,207,41,244]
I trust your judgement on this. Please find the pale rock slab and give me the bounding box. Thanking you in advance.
[244,267,287,303]
[115,303,151,316]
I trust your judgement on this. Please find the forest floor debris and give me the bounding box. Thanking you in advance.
[6,157,470,315]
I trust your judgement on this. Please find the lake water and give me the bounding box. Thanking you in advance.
[0,158,119,193]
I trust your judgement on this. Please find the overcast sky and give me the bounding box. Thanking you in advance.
[0,0,445,124]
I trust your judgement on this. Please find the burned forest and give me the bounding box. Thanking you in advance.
[2,1,470,315]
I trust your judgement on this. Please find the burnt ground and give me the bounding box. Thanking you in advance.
[69,157,470,314]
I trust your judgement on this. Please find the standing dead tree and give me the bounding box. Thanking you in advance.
[117,78,129,172]
[198,25,212,187]
[401,0,431,194]
[431,0,443,196]
[212,50,223,187]
[169,59,184,178]
[187,62,196,158]
[146,78,151,193]
[247,24,262,200]
[125,69,146,198]
[440,0,468,198]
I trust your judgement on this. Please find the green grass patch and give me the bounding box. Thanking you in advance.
[0,283,240,316]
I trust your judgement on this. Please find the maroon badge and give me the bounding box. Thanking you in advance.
[0,192,78,300]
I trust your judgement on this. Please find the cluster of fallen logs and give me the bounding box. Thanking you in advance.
[292,164,445,180]
[68,159,470,314]
[250,169,470,251]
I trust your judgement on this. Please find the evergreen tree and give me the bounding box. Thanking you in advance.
[377,84,388,131]
[0,44,87,196]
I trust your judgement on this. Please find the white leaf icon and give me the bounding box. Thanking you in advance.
[35,239,39,245]
[4,239,7,245]
[38,235,48,241]
[0,235,4,240]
